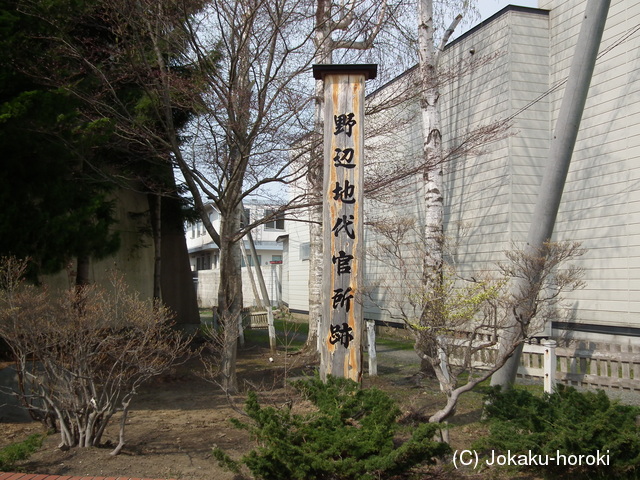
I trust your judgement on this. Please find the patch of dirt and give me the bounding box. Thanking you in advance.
[1,338,489,479]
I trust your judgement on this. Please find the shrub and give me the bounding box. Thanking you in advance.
[476,385,640,478]
[218,375,450,480]
[0,257,193,454]
[0,433,45,471]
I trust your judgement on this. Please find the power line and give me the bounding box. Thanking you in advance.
[505,22,640,123]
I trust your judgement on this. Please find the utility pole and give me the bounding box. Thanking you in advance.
[247,231,277,354]
[491,0,611,388]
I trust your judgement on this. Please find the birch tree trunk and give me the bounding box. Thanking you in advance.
[418,0,444,304]
[305,0,333,352]
[416,0,464,379]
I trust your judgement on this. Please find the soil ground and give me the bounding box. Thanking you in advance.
[0,321,617,480]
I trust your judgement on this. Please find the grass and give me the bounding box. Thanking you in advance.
[375,335,415,351]
[199,308,418,354]
[0,433,45,471]
[244,317,308,352]
[200,308,309,352]
[198,308,214,324]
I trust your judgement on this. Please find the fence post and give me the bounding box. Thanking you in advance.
[542,339,557,393]
[367,320,377,377]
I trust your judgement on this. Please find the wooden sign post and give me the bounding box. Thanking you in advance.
[313,64,377,383]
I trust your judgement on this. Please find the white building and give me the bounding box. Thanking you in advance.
[282,0,640,346]
[186,202,285,307]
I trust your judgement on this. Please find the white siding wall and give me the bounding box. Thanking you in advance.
[539,0,640,330]
[196,262,282,309]
[440,8,549,278]
[362,72,425,322]
[280,208,311,312]
[44,187,155,297]
[282,1,640,335]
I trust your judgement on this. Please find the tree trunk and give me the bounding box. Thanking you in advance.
[75,255,91,286]
[306,201,323,351]
[150,193,162,301]
[418,0,444,291]
[217,204,243,393]
[306,3,332,351]
[159,183,200,325]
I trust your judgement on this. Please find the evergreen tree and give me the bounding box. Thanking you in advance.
[0,0,202,287]
[0,2,119,281]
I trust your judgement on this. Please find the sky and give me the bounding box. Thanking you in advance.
[477,0,539,21]
[454,0,539,37]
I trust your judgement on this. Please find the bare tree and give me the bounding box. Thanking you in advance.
[366,218,586,428]
[178,0,322,392]
[0,257,193,454]
[304,0,513,353]
[417,0,479,293]
[17,0,324,392]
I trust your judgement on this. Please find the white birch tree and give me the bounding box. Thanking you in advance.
[416,0,472,297]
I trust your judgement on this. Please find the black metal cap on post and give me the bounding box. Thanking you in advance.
[313,64,378,80]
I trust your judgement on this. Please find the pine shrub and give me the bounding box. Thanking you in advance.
[476,385,640,478]
[221,375,450,480]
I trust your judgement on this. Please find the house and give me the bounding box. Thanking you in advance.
[282,0,640,347]
[186,202,286,307]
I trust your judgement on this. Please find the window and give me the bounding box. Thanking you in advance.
[271,255,282,264]
[195,254,212,271]
[241,254,261,267]
[265,209,285,230]
[299,242,310,261]
[191,223,196,239]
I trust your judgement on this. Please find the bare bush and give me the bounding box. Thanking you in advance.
[0,257,193,454]
[200,307,305,398]
[366,219,586,427]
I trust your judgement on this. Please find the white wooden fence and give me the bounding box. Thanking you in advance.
[454,334,640,393]
[518,339,640,392]
[356,326,639,393]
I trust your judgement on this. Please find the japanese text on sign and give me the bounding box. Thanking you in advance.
[329,111,358,347]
